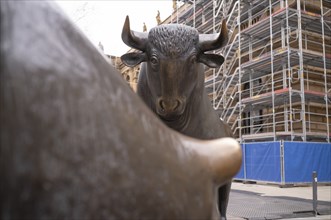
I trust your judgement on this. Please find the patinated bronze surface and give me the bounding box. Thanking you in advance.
[121,16,234,220]
[0,1,241,220]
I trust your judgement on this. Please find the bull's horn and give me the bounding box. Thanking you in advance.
[121,16,148,51]
[182,137,242,186]
[198,20,228,52]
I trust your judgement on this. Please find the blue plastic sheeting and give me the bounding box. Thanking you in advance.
[235,144,245,179]
[235,142,281,182]
[284,142,331,183]
[245,142,281,182]
[234,141,331,183]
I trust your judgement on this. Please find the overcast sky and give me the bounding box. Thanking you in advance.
[56,1,180,56]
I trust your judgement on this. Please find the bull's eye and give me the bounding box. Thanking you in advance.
[150,56,159,65]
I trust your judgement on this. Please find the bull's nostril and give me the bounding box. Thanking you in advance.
[173,100,180,111]
[158,98,182,113]
[159,100,165,110]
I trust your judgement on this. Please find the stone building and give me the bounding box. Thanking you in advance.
[105,51,140,92]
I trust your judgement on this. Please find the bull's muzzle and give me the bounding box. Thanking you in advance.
[156,97,185,119]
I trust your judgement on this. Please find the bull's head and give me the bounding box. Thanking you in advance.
[121,16,228,120]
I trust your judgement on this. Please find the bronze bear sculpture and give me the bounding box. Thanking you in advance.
[0,1,241,219]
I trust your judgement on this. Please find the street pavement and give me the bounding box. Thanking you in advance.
[227,182,331,220]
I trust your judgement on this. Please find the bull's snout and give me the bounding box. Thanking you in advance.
[159,99,180,112]
[156,97,185,118]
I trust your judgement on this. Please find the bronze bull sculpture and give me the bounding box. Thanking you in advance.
[0,1,241,219]
[121,16,233,220]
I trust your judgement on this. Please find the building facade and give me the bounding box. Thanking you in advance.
[113,0,331,184]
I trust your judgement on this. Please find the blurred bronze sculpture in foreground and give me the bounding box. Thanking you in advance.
[121,15,233,220]
[0,1,241,220]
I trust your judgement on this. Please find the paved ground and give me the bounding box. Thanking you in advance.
[227,182,331,220]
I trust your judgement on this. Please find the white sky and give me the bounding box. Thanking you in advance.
[56,1,180,56]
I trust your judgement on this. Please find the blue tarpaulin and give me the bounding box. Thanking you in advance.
[284,142,331,183]
[235,144,245,179]
[245,142,281,182]
[235,141,331,184]
[235,142,281,183]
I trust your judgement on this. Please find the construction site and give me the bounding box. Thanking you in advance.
[118,0,331,143]
[116,0,331,184]
[120,0,331,143]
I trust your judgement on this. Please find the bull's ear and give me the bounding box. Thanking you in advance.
[121,52,146,67]
[198,53,224,68]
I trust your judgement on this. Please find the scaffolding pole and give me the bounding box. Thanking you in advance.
[238,0,242,143]
[320,0,330,143]
[269,0,276,141]
[297,0,307,141]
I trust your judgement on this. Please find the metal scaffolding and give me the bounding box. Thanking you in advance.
[169,0,331,143]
